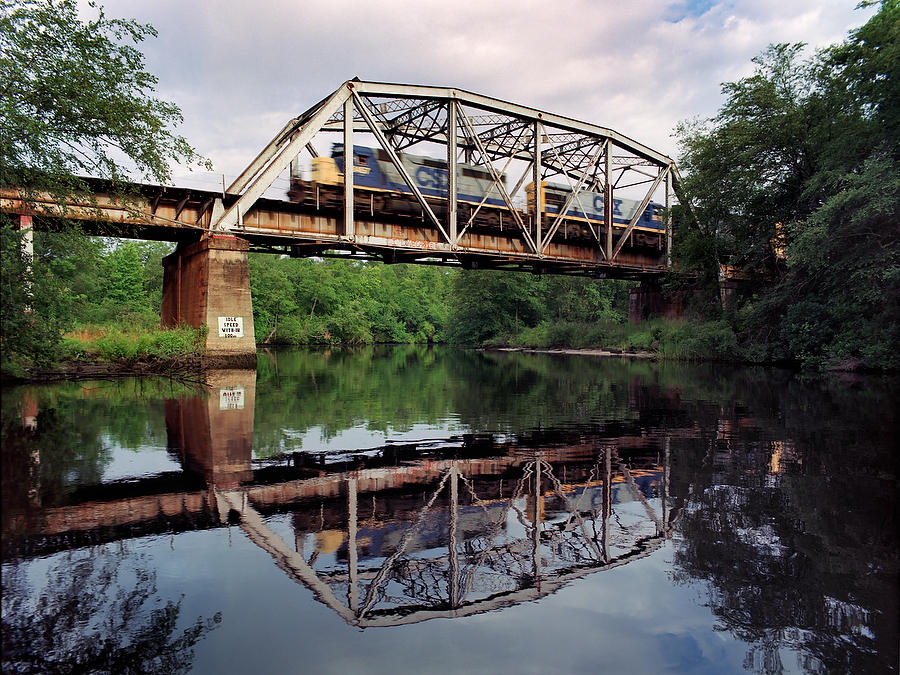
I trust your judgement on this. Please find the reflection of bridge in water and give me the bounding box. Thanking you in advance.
[4,370,681,627]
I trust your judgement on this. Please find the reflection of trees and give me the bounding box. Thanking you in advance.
[252,346,657,456]
[1,379,186,511]
[671,430,898,673]
[2,546,221,674]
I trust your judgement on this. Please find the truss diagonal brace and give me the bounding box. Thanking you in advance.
[611,165,671,259]
[540,141,606,254]
[215,85,351,231]
[457,107,537,253]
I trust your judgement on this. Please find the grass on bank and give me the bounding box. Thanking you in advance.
[60,323,206,363]
[501,318,740,361]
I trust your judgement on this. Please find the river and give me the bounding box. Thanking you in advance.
[2,346,897,673]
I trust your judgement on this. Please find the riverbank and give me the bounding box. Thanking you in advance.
[1,352,260,385]
[491,346,658,360]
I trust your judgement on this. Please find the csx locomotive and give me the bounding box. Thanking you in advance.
[288,144,665,246]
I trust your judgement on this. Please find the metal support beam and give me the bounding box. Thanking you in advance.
[534,121,542,249]
[448,99,458,247]
[605,144,614,260]
[227,117,298,195]
[665,167,673,267]
[449,463,460,608]
[348,476,359,612]
[532,459,541,587]
[343,98,354,239]
[603,447,611,561]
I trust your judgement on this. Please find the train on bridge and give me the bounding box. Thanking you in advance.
[288,144,666,249]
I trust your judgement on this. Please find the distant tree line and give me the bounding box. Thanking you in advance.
[248,254,631,346]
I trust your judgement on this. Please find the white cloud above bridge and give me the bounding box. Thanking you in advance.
[97,0,874,184]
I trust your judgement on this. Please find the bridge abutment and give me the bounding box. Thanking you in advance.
[162,235,257,366]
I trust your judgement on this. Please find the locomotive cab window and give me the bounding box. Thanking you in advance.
[356,155,368,165]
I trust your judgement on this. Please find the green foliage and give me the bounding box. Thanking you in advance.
[103,241,145,308]
[248,255,452,345]
[1,0,203,373]
[656,320,740,361]
[445,270,632,345]
[0,227,66,373]
[674,1,900,369]
[0,0,207,196]
[1,227,181,374]
[508,317,739,361]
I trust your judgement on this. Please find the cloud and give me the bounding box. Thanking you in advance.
[100,0,875,176]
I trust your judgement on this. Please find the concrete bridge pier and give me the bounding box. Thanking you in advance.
[161,234,257,366]
[628,278,684,323]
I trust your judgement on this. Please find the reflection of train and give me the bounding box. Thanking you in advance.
[288,144,665,247]
[291,467,663,563]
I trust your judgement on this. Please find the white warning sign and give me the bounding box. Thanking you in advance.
[218,316,243,338]
[219,386,245,410]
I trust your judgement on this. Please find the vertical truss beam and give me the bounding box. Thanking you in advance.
[533,121,542,249]
[448,100,458,247]
[665,168,673,266]
[344,98,354,239]
[348,476,359,611]
[449,463,460,608]
[605,145,614,260]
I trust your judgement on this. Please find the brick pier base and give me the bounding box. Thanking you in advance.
[162,235,256,365]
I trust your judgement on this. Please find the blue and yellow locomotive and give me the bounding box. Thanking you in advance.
[288,143,665,247]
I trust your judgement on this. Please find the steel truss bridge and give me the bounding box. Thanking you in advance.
[3,80,682,277]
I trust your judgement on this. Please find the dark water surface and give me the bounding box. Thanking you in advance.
[2,347,897,674]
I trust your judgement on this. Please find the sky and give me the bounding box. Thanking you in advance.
[93,0,875,187]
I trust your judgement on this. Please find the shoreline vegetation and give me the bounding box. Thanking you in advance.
[3,314,886,386]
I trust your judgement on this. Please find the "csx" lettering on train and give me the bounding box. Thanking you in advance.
[415,166,448,190]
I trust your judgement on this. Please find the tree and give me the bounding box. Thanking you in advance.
[0,0,206,196]
[103,241,145,309]
[446,270,545,344]
[673,1,899,368]
[0,0,206,372]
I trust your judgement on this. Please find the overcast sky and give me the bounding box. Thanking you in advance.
[96,0,874,184]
